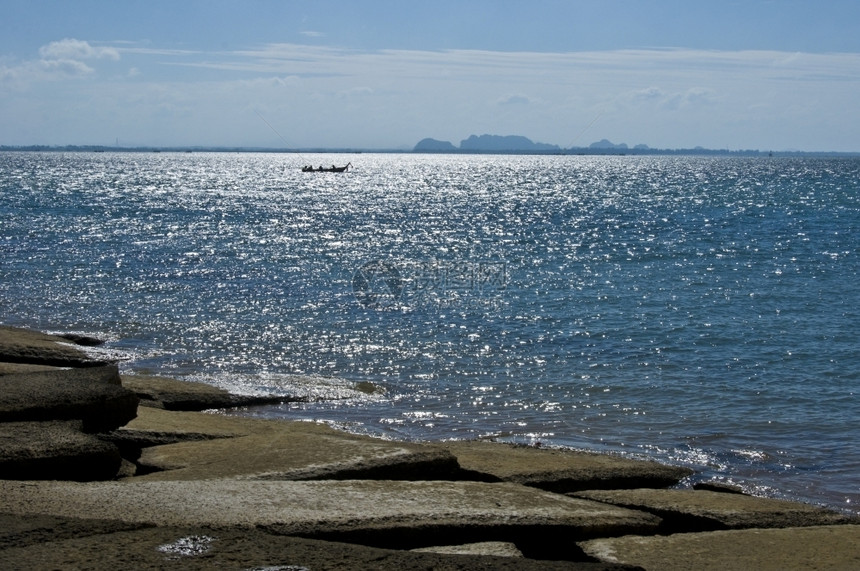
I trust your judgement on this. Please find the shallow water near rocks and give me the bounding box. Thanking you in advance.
[2,151,858,514]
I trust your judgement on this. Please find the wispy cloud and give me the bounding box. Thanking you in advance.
[496,94,534,106]
[3,39,860,150]
[156,43,860,91]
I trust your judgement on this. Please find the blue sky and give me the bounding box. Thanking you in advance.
[2,1,859,151]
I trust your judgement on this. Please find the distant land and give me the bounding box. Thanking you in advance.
[412,135,860,157]
[2,137,859,157]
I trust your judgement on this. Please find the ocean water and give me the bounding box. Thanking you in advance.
[1,151,858,514]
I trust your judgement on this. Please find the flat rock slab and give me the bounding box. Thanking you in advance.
[579,524,860,571]
[0,479,662,551]
[0,521,636,571]
[0,512,150,550]
[126,407,460,481]
[413,541,525,558]
[0,326,105,367]
[444,441,693,493]
[0,365,138,432]
[7,363,122,386]
[121,374,284,411]
[573,489,855,531]
[0,363,62,376]
[0,420,122,481]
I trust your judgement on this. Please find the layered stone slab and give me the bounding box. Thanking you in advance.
[120,374,284,411]
[443,440,693,492]
[573,488,855,531]
[0,519,634,570]
[0,326,106,367]
[0,479,662,550]
[0,512,150,551]
[0,365,138,432]
[412,541,525,557]
[0,420,122,481]
[125,407,460,481]
[0,363,60,375]
[579,525,860,571]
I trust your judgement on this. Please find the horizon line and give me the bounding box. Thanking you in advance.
[2,144,860,157]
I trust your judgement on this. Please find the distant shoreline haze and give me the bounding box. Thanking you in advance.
[2,134,859,157]
[411,135,859,156]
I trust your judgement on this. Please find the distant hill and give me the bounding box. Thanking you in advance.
[460,134,560,152]
[413,134,560,153]
[589,139,628,150]
[413,138,458,152]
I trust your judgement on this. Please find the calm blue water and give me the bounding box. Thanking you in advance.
[2,152,858,513]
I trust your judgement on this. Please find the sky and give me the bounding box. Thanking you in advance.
[2,1,860,151]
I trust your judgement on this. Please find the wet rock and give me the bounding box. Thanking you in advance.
[0,365,138,432]
[57,333,105,347]
[572,489,856,532]
[0,420,123,481]
[693,480,746,494]
[579,524,860,570]
[0,326,108,367]
[444,441,693,492]
[120,375,284,411]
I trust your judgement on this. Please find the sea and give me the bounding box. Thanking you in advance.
[1,151,858,514]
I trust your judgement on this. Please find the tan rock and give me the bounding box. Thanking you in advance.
[0,365,138,432]
[0,479,662,550]
[121,374,284,411]
[122,406,248,438]
[579,524,860,570]
[0,512,149,550]
[573,488,855,531]
[444,440,693,492]
[0,521,613,570]
[0,326,106,367]
[0,420,122,481]
[412,541,525,557]
[0,363,61,376]
[125,407,460,481]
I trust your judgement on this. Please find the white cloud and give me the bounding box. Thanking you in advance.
[39,39,120,61]
[39,58,95,76]
[633,87,665,101]
[0,39,121,84]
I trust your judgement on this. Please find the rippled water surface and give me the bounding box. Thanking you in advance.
[2,152,858,513]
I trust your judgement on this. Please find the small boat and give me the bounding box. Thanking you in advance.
[302,162,351,173]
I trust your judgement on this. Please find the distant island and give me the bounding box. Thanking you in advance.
[2,138,858,157]
[412,135,860,157]
[415,135,560,153]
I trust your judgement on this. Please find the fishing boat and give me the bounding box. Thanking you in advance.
[301,162,351,173]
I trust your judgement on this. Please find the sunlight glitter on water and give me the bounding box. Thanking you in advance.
[2,152,859,513]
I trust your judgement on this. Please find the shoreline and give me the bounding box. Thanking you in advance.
[1,324,858,568]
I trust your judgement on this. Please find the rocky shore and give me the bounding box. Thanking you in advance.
[1,325,857,569]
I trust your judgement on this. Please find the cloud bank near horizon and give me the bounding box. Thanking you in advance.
[2,39,859,151]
